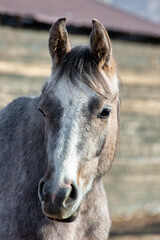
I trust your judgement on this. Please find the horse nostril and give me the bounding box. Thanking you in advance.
[70,183,78,201]
[63,183,78,208]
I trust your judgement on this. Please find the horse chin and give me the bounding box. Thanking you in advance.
[46,207,80,223]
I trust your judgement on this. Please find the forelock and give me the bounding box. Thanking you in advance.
[45,45,118,100]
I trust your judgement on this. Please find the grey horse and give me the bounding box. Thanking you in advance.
[0,18,119,240]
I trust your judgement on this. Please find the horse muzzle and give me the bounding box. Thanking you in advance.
[38,179,80,222]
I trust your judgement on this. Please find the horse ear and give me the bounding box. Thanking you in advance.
[49,18,71,68]
[90,19,112,67]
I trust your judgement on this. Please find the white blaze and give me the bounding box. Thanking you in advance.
[53,78,93,184]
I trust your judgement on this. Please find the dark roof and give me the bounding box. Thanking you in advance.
[0,0,160,38]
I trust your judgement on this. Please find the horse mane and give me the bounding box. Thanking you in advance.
[44,45,117,100]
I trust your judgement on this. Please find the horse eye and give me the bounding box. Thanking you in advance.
[38,108,46,117]
[99,107,111,119]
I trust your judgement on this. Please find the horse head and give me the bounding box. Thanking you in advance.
[38,18,119,222]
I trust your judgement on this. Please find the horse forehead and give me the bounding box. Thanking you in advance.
[54,77,95,108]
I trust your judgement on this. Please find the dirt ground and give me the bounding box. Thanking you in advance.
[109,234,160,240]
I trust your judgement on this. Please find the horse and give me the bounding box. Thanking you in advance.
[0,18,119,240]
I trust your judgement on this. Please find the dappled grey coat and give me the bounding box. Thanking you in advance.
[0,18,119,240]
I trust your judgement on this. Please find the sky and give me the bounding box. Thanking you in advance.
[100,0,160,24]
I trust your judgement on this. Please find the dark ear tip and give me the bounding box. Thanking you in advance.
[50,18,66,34]
[92,18,98,23]
[92,19,101,27]
[53,18,66,28]
[57,18,66,24]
